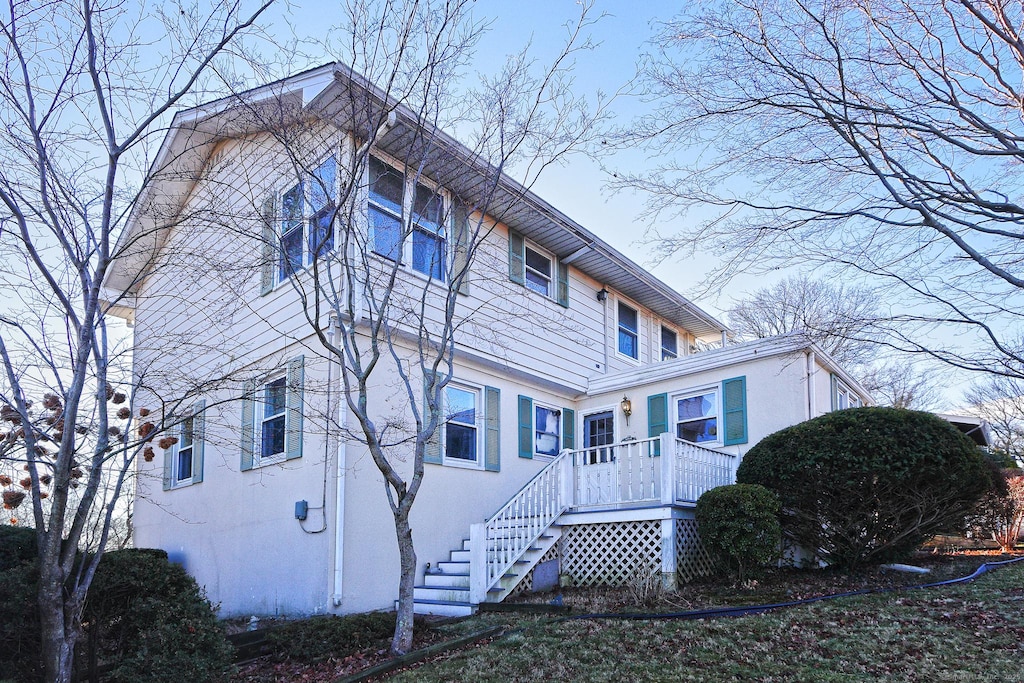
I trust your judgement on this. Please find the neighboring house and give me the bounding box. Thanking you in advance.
[102,64,871,618]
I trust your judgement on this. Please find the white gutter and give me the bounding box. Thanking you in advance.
[331,320,347,607]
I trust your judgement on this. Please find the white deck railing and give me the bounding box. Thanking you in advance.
[468,435,736,602]
[570,434,737,509]
[469,451,570,603]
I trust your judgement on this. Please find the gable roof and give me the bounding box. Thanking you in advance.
[103,63,728,339]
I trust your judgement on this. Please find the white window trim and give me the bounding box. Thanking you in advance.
[367,152,451,282]
[256,374,288,467]
[441,380,484,469]
[581,405,618,464]
[169,413,196,488]
[615,299,642,364]
[672,384,722,446]
[834,379,862,410]
[275,152,339,286]
[533,401,563,459]
[523,240,556,300]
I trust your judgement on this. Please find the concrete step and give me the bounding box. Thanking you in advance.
[413,585,470,603]
[449,549,470,562]
[423,571,470,588]
[437,560,470,574]
[412,599,474,617]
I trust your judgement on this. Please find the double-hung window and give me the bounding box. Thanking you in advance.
[524,245,553,296]
[443,384,479,464]
[175,415,195,483]
[278,157,337,282]
[240,356,304,471]
[163,401,205,490]
[618,302,639,360]
[833,377,862,410]
[661,326,678,361]
[535,405,561,457]
[676,389,718,443]
[260,377,287,462]
[368,156,447,281]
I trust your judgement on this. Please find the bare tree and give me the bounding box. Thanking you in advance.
[624,0,1024,381]
[0,1,275,680]
[174,0,609,656]
[727,275,880,369]
[964,376,1024,465]
[858,362,940,410]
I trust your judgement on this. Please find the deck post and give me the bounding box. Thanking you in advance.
[660,432,675,505]
[660,517,677,589]
[559,450,574,509]
[469,523,487,604]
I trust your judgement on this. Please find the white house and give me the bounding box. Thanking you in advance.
[103,64,871,618]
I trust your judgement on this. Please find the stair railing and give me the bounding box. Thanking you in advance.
[469,450,571,603]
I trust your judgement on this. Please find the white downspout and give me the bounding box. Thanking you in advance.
[806,351,816,420]
[331,319,347,607]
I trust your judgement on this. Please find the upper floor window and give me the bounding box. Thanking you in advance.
[260,377,287,462]
[618,302,639,360]
[524,245,553,297]
[278,157,337,282]
[368,156,447,281]
[661,326,678,361]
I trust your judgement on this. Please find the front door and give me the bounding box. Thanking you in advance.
[576,411,616,505]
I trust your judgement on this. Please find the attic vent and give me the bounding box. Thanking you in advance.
[206,149,227,173]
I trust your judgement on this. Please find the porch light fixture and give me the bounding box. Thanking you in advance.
[596,287,608,302]
[620,395,632,425]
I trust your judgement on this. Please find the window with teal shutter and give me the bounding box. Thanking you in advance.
[517,395,533,459]
[722,376,748,446]
[562,408,575,450]
[647,393,668,456]
[484,386,501,471]
[508,231,525,284]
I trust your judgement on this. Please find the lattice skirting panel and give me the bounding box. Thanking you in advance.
[508,545,560,598]
[675,517,715,583]
[560,520,662,587]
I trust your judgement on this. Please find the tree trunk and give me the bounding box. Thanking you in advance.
[391,510,416,656]
[38,564,76,683]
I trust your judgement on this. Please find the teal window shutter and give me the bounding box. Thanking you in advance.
[830,373,839,411]
[517,395,533,459]
[191,399,206,483]
[285,356,304,461]
[423,370,442,464]
[239,380,256,471]
[648,393,668,456]
[556,261,569,308]
[260,196,276,295]
[484,386,501,472]
[562,407,575,450]
[722,376,748,446]
[508,230,525,285]
[451,201,471,296]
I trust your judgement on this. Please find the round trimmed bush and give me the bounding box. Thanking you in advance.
[696,484,781,581]
[736,407,991,570]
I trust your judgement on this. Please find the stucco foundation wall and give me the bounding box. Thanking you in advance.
[332,353,573,614]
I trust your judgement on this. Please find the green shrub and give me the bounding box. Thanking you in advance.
[0,524,37,571]
[0,561,42,683]
[80,548,234,683]
[696,484,781,581]
[736,407,991,570]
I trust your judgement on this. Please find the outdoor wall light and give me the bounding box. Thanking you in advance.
[596,287,608,302]
[620,395,632,425]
